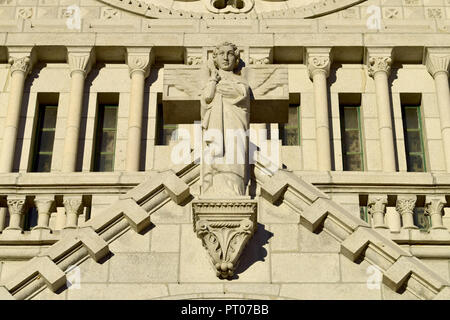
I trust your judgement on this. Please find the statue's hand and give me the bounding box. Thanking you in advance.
[216,82,240,98]
[210,69,221,83]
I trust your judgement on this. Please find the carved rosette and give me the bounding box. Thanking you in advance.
[8,56,31,75]
[307,56,331,78]
[187,56,203,66]
[368,56,392,78]
[192,200,257,279]
[368,195,388,229]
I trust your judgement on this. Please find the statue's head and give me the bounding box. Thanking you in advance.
[212,42,240,72]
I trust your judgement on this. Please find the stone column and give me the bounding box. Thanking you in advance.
[396,195,418,229]
[63,197,83,229]
[368,195,388,229]
[367,48,396,172]
[5,197,27,231]
[125,48,152,172]
[61,47,94,172]
[0,50,33,173]
[33,197,54,230]
[425,196,446,230]
[307,48,332,171]
[425,49,450,172]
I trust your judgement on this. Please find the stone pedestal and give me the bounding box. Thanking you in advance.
[192,199,257,279]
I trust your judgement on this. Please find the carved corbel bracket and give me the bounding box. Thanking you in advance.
[192,199,257,279]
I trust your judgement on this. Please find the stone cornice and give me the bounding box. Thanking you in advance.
[126,47,153,78]
[97,0,367,20]
[425,49,450,77]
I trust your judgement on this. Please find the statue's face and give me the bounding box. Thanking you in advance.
[215,45,237,71]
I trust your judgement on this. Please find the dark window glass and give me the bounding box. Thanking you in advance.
[341,106,364,171]
[32,105,57,172]
[413,207,430,231]
[360,206,369,223]
[402,106,426,172]
[93,105,118,172]
[156,103,178,146]
[280,104,300,146]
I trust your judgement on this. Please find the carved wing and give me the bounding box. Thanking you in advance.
[245,66,288,97]
[164,66,204,99]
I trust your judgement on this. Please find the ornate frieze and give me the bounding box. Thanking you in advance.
[368,195,388,229]
[192,199,257,278]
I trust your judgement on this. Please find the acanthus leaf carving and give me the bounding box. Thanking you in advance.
[193,200,257,279]
[368,56,392,78]
[8,56,31,75]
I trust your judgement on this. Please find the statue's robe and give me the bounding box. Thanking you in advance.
[201,68,250,197]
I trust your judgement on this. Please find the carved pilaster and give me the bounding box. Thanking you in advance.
[5,197,27,231]
[425,196,447,230]
[425,52,450,78]
[67,47,95,77]
[192,199,257,279]
[34,197,54,230]
[126,48,152,78]
[63,197,83,229]
[368,195,388,229]
[396,195,418,230]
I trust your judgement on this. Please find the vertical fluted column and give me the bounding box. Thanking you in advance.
[307,48,332,171]
[125,48,152,172]
[0,51,33,173]
[61,47,94,172]
[33,197,54,230]
[425,196,446,230]
[63,197,83,229]
[367,48,396,172]
[396,195,418,229]
[368,195,388,229]
[425,49,450,172]
[5,197,27,231]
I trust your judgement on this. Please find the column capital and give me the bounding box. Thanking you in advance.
[366,47,393,78]
[249,47,273,65]
[368,194,388,208]
[63,197,83,216]
[67,47,95,77]
[126,47,153,78]
[34,196,54,213]
[306,47,332,79]
[424,195,446,216]
[185,47,204,65]
[425,48,450,78]
[7,47,35,76]
[6,196,27,216]
[396,195,416,215]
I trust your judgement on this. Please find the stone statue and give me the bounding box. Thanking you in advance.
[200,42,251,198]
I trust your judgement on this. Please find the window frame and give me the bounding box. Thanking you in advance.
[340,105,365,171]
[280,103,301,146]
[93,104,118,172]
[402,105,427,173]
[31,104,58,172]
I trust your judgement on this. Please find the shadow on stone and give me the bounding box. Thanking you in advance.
[231,223,273,279]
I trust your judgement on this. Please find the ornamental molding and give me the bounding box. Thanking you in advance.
[96,0,367,20]
[192,199,257,279]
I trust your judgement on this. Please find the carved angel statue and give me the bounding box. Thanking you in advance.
[163,41,288,198]
[200,42,251,198]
